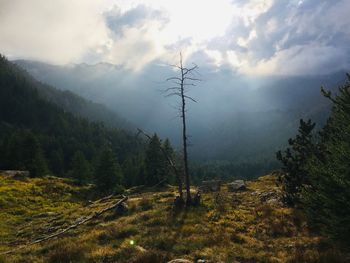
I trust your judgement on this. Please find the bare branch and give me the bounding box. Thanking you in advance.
[162,87,180,94]
[166,77,182,82]
[184,95,197,103]
[184,77,201,82]
[165,92,182,97]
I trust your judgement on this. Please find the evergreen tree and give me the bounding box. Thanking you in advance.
[94,147,123,193]
[144,134,165,186]
[303,78,350,245]
[3,131,49,177]
[70,151,92,185]
[122,156,143,187]
[162,138,176,184]
[276,119,317,206]
[48,149,65,175]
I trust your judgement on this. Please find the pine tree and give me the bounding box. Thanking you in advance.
[94,147,123,194]
[303,78,350,245]
[276,119,317,206]
[162,138,176,184]
[70,151,92,185]
[3,131,49,177]
[144,134,165,186]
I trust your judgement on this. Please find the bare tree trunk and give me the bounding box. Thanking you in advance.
[179,54,192,205]
[164,52,200,206]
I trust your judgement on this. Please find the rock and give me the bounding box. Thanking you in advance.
[173,196,185,208]
[193,191,201,206]
[227,180,246,192]
[0,170,30,179]
[168,259,192,263]
[115,202,128,214]
[266,198,282,205]
[199,180,221,192]
[260,191,277,201]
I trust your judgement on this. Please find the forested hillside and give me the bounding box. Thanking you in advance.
[15,59,341,180]
[0,55,143,189]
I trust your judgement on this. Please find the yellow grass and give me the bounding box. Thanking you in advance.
[0,173,346,262]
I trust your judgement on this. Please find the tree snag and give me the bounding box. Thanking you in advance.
[164,52,201,205]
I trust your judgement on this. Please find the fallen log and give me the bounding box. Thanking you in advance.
[0,195,128,255]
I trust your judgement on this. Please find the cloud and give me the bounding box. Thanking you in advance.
[105,5,168,36]
[241,43,348,76]
[0,0,111,64]
[223,0,350,75]
[103,4,169,70]
[0,0,349,75]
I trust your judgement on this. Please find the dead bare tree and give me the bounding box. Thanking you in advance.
[164,52,201,205]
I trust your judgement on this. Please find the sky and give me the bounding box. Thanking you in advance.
[0,0,350,75]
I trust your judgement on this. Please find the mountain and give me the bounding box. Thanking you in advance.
[13,59,347,178]
[0,55,143,180]
[12,60,133,130]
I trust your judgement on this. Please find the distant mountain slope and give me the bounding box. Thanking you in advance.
[0,55,143,177]
[14,59,345,164]
[13,60,133,130]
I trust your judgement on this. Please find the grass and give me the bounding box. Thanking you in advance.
[0,173,348,262]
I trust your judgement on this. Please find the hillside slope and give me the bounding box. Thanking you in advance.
[1,173,344,263]
[11,60,131,130]
[0,55,143,178]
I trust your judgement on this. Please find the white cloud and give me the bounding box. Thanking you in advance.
[241,44,348,76]
[0,0,111,64]
[0,0,349,75]
[106,20,165,70]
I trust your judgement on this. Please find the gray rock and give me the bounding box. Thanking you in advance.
[199,180,221,192]
[227,180,246,192]
[168,259,192,263]
[115,202,128,214]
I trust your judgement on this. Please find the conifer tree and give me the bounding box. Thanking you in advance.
[144,134,165,186]
[276,119,317,206]
[162,138,176,184]
[70,151,92,185]
[303,78,350,245]
[94,147,122,193]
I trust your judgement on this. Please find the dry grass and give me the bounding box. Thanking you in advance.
[0,173,349,262]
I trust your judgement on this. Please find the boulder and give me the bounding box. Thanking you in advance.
[199,180,221,192]
[115,202,128,214]
[227,180,246,192]
[192,191,201,206]
[168,259,192,263]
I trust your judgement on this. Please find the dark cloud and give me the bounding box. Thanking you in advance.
[214,0,350,74]
[102,0,350,75]
[105,5,168,36]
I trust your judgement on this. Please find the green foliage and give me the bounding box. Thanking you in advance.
[2,131,49,177]
[278,74,350,245]
[303,78,350,245]
[143,134,166,186]
[162,138,176,184]
[94,147,123,194]
[0,54,144,192]
[70,151,92,185]
[276,119,317,206]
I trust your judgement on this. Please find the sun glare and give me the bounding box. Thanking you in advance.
[112,0,235,43]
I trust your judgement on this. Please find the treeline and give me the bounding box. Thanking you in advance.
[190,159,279,184]
[277,74,350,246]
[0,55,176,194]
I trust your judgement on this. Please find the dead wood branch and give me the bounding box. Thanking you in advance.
[136,128,183,198]
[0,195,128,255]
